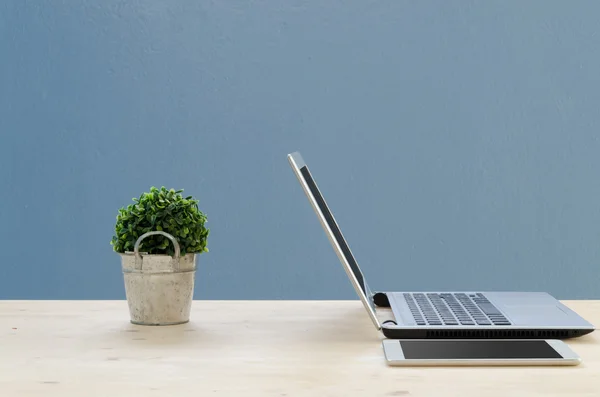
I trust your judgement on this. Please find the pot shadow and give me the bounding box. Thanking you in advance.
[110,321,223,348]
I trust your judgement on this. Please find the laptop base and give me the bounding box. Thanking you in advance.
[374,291,593,339]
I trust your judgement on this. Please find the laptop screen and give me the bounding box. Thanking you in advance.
[298,165,367,295]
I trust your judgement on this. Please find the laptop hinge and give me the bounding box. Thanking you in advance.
[372,292,390,307]
[371,291,399,327]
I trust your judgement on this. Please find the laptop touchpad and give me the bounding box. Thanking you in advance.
[506,305,567,325]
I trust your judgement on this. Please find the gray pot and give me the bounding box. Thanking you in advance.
[119,231,196,325]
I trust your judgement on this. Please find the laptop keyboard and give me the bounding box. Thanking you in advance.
[403,293,511,326]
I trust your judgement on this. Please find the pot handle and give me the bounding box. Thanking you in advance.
[134,231,181,271]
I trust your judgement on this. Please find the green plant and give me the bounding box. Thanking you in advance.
[111,186,209,256]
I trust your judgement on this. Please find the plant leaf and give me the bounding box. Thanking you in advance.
[110,186,209,256]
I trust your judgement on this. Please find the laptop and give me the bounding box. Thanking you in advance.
[287,151,595,339]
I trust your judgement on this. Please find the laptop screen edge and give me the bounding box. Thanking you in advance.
[287,152,381,330]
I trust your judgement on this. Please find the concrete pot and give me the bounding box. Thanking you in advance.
[119,231,196,325]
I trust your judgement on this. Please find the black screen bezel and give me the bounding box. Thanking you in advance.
[299,165,367,295]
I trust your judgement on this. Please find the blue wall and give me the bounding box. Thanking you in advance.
[1,1,599,300]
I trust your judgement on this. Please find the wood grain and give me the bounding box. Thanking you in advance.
[0,300,598,397]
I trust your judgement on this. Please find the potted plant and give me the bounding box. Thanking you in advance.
[111,186,209,325]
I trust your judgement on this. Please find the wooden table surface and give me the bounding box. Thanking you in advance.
[0,300,599,397]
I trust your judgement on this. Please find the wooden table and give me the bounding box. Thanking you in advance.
[0,300,598,397]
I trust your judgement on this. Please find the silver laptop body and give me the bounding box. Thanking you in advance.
[288,151,594,339]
